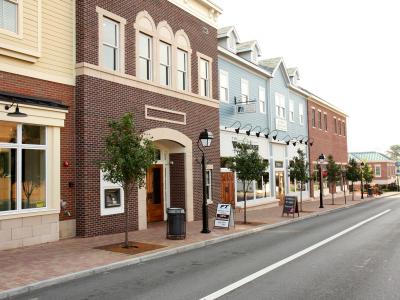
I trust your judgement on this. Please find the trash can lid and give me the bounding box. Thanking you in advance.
[167,207,185,214]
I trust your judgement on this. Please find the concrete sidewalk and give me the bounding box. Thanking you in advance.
[0,192,397,298]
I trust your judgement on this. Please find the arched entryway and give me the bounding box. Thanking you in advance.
[138,128,193,230]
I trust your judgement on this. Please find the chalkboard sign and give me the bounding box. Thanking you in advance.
[282,196,299,218]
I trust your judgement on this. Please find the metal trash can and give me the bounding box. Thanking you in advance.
[166,208,186,240]
[368,187,373,197]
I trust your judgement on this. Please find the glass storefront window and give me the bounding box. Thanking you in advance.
[0,148,16,211]
[0,121,47,213]
[0,122,17,143]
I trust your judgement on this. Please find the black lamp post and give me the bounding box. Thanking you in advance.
[198,129,213,234]
[360,161,364,199]
[318,153,325,208]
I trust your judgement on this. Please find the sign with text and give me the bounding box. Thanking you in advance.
[214,204,234,229]
[282,196,299,218]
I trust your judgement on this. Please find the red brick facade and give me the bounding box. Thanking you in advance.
[307,99,348,197]
[75,0,221,237]
[0,71,75,222]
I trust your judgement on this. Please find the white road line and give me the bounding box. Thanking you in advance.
[200,209,391,300]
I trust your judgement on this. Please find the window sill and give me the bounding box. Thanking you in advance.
[207,200,213,205]
[0,208,59,220]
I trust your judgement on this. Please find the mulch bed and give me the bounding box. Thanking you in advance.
[234,221,266,226]
[95,241,167,255]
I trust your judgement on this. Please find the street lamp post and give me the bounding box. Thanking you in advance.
[318,153,325,208]
[360,161,364,200]
[198,129,213,234]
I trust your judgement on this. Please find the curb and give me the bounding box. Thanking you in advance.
[1,192,398,299]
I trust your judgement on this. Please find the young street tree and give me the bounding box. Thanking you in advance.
[346,158,361,201]
[326,155,341,205]
[100,113,155,248]
[230,143,268,224]
[362,163,374,193]
[289,149,309,211]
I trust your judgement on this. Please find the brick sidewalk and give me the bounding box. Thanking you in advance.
[0,192,394,293]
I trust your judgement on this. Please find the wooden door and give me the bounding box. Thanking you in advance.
[147,165,164,223]
[221,172,235,207]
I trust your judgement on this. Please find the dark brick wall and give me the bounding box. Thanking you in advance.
[169,153,185,209]
[0,71,75,221]
[307,100,348,197]
[76,0,218,99]
[75,75,221,237]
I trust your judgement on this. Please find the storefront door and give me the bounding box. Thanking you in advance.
[147,164,164,223]
[275,171,285,201]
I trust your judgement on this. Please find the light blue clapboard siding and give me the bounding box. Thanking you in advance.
[218,57,269,131]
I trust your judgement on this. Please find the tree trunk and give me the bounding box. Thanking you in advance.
[352,182,355,201]
[123,184,129,248]
[300,181,303,212]
[243,190,247,224]
[331,182,335,205]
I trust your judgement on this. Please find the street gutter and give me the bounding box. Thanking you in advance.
[1,192,398,300]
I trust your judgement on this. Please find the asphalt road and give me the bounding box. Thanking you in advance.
[16,194,400,300]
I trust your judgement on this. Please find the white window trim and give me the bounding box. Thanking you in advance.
[317,109,322,130]
[374,165,382,178]
[259,86,266,114]
[0,124,48,216]
[0,0,23,39]
[299,103,304,125]
[96,6,126,73]
[159,41,172,86]
[219,69,229,103]
[177,48,189,92]
[311,107,316,128]
[289,99,294,123]
[206,168,213,204]
[100,171,125,216]
[197,52,213,98]
[323,112,328,131]
[275,92,286,120]
[333,116,337,134]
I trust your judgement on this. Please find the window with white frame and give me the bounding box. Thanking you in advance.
[159,41,171,86]
[199,58,210,97]
[259,86,266,113]
[0,0,18,33]
[0,121,47,213]
[275,93,286,119]
[312,108,316,127]
[177,49,188,91]
[375,165,381,177]
[100,171,124,216]
[138,32,152,80]
[334,117,337,134]
[324,113,328,131]
[318,111,322,129]
[338,120,342,135]
[241,79,249,103]
[289,100,294,122]
[102,18,120,71]
[299,103,304,125]
[219,70,229,103]
[206,170,212,203]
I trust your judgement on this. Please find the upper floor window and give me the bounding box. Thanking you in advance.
[289,100,294,122]
[259,86,266,113]
[138,33,152,80]
[312,108,316,127]
[318,111,322,129]
[324,113,328,131]
[338,121,342,135]
[219,70,229,103]
[342,122,346,136]
[0,122,47,213]
[299,104,304,125]
[102,18,120,71]
[275,93,286,119]
[0,0,18,33]
[241,79,249,103]
[228,36,236,52]
[159,42,171,86]
[334,118,337,134]
[177,49,188,91]
[199,58,210,97]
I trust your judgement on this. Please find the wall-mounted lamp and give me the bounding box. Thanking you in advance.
[230,121,242,134]
[242,124,252,136]
[253,126,262,137]
[5,102,27,117]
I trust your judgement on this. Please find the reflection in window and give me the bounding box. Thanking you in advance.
[102,18,120,71]
[138,33,152,80]
[0,121,17,143]
[22,149,46,209]
[0,0,18,33]
[104,189,121,208]
[0,148,16,211]
[160,42,171,86]
[256,172,270,199]
[200,58,210,97]
[22,125,46,144]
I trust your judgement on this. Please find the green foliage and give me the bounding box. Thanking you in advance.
[346,158,360,183]
[326,155,341,185]
[362,164,374,184]
[100,113,155,189]
[386,145,400,161]
[289,149,309,184]
[220,156,234,168]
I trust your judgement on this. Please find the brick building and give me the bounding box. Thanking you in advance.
[74,0,222,236]
[349,152,397,186]
[306,92,348,198]
[0,0,75,250]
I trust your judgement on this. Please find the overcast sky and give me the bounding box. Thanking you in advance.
[214,0,399,154]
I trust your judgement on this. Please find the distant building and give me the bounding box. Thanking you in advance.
[349,152,397,186]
